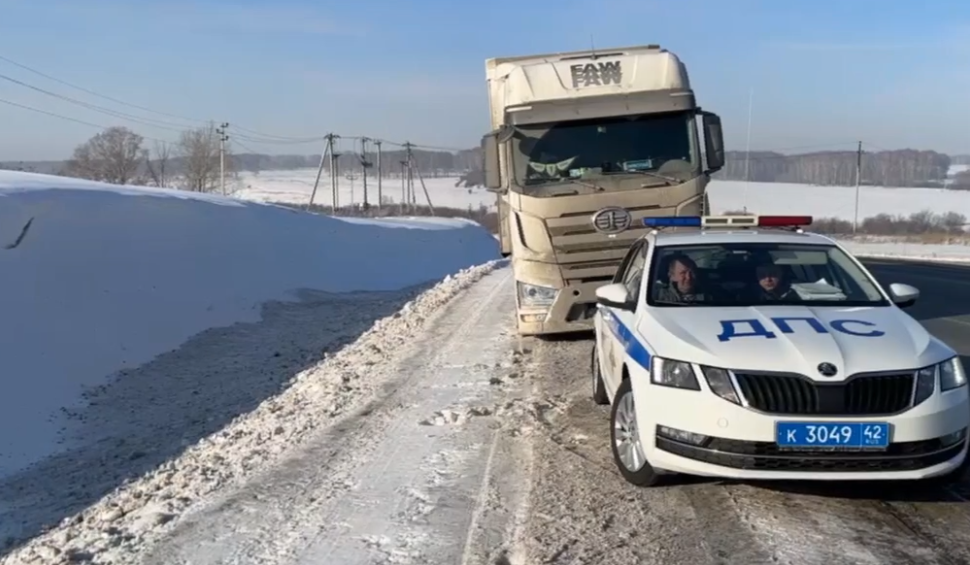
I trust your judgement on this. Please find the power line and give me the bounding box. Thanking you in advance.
[0,96,176,144]
[0,53,203,127]
[232,137,262,155]
[0,52,333,144]
[0,71,194,133]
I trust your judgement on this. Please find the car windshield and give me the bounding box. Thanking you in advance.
[510,111,699,191]
[647,242,889,308]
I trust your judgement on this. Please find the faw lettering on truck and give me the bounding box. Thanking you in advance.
[717,317,886,342]
[570,61,623,88]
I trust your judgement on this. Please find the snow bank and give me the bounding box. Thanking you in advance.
[2,256,503,565]
[0,170,499,481]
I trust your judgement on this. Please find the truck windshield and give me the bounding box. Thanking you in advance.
[511,111,699,190]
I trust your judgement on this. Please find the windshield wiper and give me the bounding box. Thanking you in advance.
[526,176,604,191]
[621,169,683,185]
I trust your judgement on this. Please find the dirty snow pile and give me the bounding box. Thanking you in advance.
[0,170,499,563]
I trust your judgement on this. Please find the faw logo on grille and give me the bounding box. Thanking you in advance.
[591,207,632,235]
[570,61,623,88]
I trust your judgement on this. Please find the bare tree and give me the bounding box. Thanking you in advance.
[177,123,227,192]
[143,141,172,188]
[63,126,144,185]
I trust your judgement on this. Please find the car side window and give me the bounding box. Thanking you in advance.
[612,241,643,284]
[623,244,648,302]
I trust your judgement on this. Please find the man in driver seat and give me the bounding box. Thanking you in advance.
[655,254,712,303]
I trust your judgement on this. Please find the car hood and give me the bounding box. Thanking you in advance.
[640,305,953,381]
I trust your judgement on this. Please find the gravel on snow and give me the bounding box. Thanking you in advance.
[2,260,503,565]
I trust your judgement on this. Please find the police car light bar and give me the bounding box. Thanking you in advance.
[642,215,813,228]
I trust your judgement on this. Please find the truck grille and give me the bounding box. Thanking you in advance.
[734,372,915,416]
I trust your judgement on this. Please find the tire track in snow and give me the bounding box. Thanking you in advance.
[142,265,524,565]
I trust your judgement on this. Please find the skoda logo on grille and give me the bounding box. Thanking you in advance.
[817,362,838,377]
[591,207,632,235]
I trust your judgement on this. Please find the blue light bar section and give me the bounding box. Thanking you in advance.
[642,216,702,227]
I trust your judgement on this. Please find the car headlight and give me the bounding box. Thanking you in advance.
[914,357,967,406]
[516,281,557,308]
[913,365,936,406]
[700,366,741,404]
[650,357,700,391]
[941,356,967,392]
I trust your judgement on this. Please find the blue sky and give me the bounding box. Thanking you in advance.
[0,0,968,160]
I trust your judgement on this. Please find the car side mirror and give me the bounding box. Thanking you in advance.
[888,282,919,308]
[596,283,635,311]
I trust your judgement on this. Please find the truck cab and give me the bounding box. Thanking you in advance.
[481,44,725,337]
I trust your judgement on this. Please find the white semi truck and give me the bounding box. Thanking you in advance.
[481,44,726,336]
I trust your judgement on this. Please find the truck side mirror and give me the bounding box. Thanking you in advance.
[702,112,725,173]
[482,132,503,191]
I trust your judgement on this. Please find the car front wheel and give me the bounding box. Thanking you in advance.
[610,378,660,486]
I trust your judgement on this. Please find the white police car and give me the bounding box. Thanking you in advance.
[591,214,969,486]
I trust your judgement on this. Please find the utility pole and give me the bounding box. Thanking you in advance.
[404,142,415,208]
[743,88,753,213]
[307,134,333,212]
[216,122,229,195]
[360,137,371,211]
[400,159,408,214]
[375,140,383,212]
[853,140,862,233]
[411,152,436,216]
[329,134,341,213]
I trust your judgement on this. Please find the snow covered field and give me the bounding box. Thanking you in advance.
[235,169,496,211]
[0,171,498,560]
[234,169,970,262]
[234,168,970,223]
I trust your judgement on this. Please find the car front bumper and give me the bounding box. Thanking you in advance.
[631,376,970,480]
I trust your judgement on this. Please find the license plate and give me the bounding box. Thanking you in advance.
[775,422,890,450]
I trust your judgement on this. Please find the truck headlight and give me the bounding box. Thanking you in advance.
[651,357,700,391]
[940,356,967,392]
[516,281,557,308]
[700,366,740,404]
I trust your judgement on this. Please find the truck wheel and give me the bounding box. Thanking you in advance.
[610,379,660,487]
[591,343,609,405]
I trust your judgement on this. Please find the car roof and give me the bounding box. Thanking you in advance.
[647,228,837,248]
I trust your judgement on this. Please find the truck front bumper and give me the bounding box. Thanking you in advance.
[516,280,605,336]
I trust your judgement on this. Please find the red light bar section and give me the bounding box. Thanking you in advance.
[757,215,813,227]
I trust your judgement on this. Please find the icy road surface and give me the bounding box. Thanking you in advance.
[145,259,970,565]
[15,259,970,565]
[141,264,534,565]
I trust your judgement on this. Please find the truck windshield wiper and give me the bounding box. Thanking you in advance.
[526,177,604,191]
[613,169,683,185]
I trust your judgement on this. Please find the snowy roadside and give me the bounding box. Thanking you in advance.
[2,260,504,565]
[139,264,536,565]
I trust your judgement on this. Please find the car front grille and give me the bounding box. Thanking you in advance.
[733,372,915,416]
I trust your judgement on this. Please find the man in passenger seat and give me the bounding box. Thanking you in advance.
[755,263,799,301]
